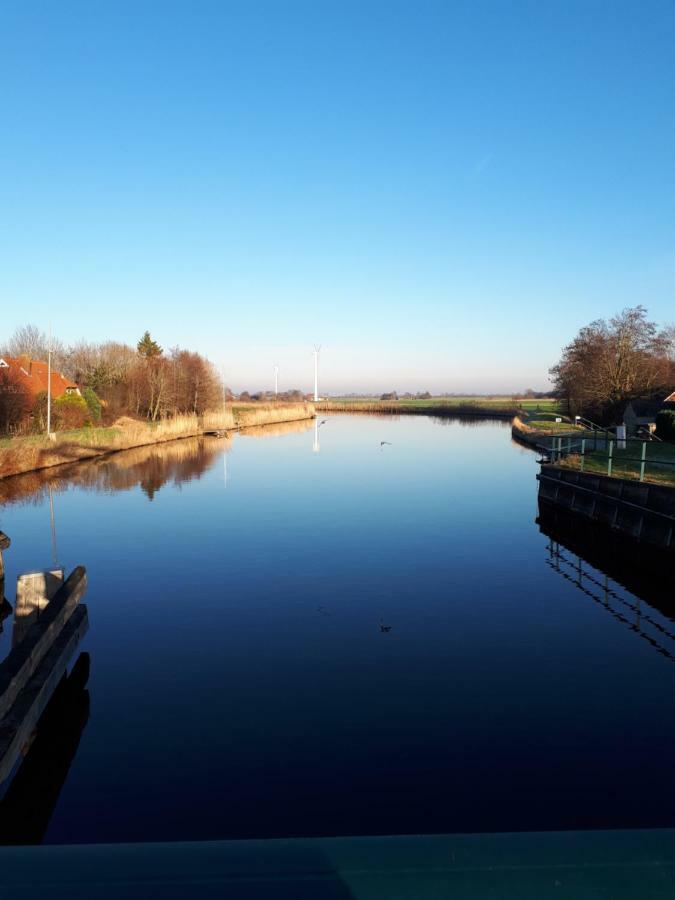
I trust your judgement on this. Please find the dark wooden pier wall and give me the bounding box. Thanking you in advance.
[537,464,675,552]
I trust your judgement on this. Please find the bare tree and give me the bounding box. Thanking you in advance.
[5,324,48,358]
[550,306,674,421]
[2,324,68,371]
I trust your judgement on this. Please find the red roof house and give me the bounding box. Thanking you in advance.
[0,356,80,399]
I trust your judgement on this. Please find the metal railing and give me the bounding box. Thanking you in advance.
[572,415,614,443]
[542,434,675,484]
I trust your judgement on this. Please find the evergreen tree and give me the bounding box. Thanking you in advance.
[137,331,163,358]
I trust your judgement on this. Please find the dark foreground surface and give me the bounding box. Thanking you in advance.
[2,829,675,899]
[1,415,675,844]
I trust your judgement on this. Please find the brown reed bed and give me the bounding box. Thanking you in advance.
[232,402,315,428]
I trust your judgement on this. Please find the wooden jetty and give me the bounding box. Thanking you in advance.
[0,561,89,784]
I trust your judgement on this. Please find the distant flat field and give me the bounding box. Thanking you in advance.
[322,397,563,411]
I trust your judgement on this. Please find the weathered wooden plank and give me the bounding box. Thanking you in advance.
[0,567,87,722]
[0,605,89,784]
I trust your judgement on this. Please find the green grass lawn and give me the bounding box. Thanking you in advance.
[0,427,121,451]
[526,419,582,432]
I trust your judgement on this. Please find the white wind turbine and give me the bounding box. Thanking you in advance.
[313,345,321,402]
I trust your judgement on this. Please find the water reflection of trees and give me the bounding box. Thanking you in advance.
[430,416,511,428]
[0,435,232,507]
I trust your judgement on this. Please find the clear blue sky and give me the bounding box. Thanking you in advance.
[1,1,673,394]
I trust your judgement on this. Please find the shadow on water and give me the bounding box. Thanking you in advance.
[537,501,675,661]
[0,435,232,507]
[0,591,11,637]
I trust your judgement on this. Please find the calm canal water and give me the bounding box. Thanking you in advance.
[1,414,674,843]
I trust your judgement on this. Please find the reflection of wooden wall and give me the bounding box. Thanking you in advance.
[0,530,9,579]
[13,570,64,648]
[0,532,11,635]
[0,651,90,844]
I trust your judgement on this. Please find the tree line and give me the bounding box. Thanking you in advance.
[0,325,224,434]
[550,306,675,424]
[238,389,309,402]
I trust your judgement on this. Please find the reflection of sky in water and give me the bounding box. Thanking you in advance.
[1,415,674,843]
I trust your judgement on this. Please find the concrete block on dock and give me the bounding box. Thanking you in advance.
[14,570,64,649]
[0,566,87,722]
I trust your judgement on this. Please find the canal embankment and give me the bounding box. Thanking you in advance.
[0,403,315,479]
[515,413,675,550]
[538,463,675,552]
[511,414,582,449]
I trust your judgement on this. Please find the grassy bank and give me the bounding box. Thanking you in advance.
[557,442,675,487]
[511,413,584,449]
[0,403,314,479]
[318,397,564,417]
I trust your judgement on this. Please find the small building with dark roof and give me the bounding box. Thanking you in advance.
[624,396,675,435]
